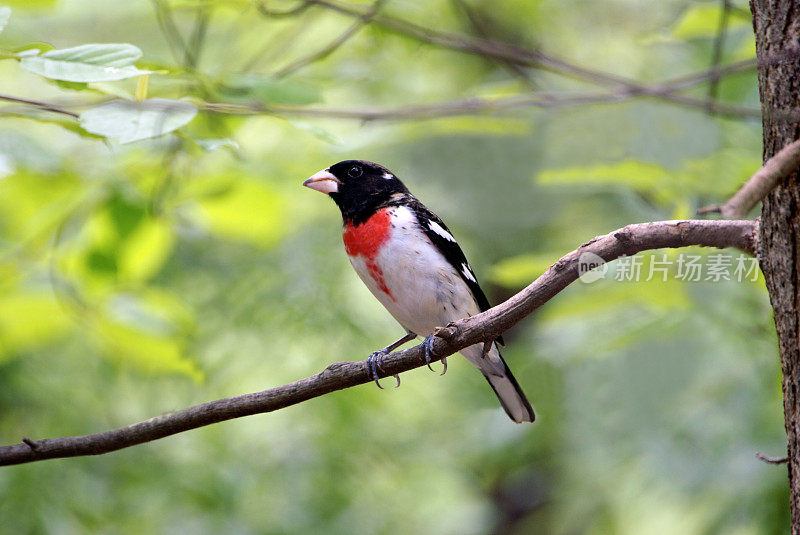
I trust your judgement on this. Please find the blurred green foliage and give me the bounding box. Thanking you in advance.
[0,0,786,534]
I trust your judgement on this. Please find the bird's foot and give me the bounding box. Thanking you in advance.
[422,334,447,375]
[366,349,400,389]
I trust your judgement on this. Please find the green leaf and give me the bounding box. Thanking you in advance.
[0,291,72,361]
[94,313,202,380]
[2,0,56,8]
[192,175,287,248]
[20,43,152,82]
[220,75,321,105]
[490,252,560,287]
[118,218,175,282]
[671,4,750,40]
[12,42,53,55]
[0,7,11,33]
[79,98,198,144]
[537,159,674,190]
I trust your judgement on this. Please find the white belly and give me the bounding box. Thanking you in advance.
[347,206,479,337]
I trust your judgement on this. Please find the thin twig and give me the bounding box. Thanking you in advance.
[185,6,211,70]
[255,0,314,17]
[450,0,538,90]
[708,0,732,102]
[274,0,387,78]
[698,138,800,217]
[0,219,757,466]
[662,58,756,91]
[0,94,79,118]
[152,0,190,65]
[756,452,789,464]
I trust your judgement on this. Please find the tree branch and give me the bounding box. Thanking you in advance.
[698,138,800,217]
[199,84,762,120]
[0,218,756,467]
[251,0,761,118]
[0,61,763,126]
[302,0,759,100]
[273,0,387,78]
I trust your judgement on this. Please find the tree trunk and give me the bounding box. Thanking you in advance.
[751,0,800,531]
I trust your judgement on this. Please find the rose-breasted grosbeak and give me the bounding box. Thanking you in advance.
[303,160,535,423]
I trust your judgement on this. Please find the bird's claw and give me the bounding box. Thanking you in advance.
[366,350,400,389]
[422,334,447,375]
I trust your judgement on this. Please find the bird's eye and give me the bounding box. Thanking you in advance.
[348,166,363,178]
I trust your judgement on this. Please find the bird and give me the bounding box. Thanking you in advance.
[303,160,535,423]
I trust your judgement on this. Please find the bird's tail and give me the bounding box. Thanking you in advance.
[460,343,535,423]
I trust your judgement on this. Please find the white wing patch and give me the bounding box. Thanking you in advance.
[383,172,394,180]
[461,263,477,283]
[427,220,456,242]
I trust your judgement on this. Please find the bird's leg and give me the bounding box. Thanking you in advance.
[366,332,417,389]
[421,333,447,375]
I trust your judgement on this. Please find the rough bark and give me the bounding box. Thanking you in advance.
[751,0,800,531]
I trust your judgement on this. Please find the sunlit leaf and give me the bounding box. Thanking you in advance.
[79,98,198,143]
[0,7,11,33]
[0,291,72,361]
[12,42,54,55]
[94,314,202,380]
[1,0,56,8]
[538,159,674,189]
[681,149,761,197]
[63,191,174,287]
[671,4,750,40]
[193,175,287,248]
[0,170,81,249]
[490,252,560,287]
[118,218,175,282]
[541,275,690,322]
[20,43,152,82]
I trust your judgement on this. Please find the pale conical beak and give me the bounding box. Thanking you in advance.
[303,169,341,194]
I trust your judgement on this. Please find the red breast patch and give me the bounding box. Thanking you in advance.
[343,208,394,300]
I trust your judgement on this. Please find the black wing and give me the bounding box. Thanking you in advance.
[400,196,505,346]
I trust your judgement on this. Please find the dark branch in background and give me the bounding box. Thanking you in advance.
[300,0,761,107]
[253,0,765,118]
[184,6,211,71]
[151,0,190,65]
[0,59,762,122]
[709,0,732,102]
[0,218,756,467]
[200,85,761,121]
[698,138,800,217]
[0,94,79,118]
[274,0,387,78]
[450,0,538,90]
[0,0,769,123]
[256,0,314,17]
